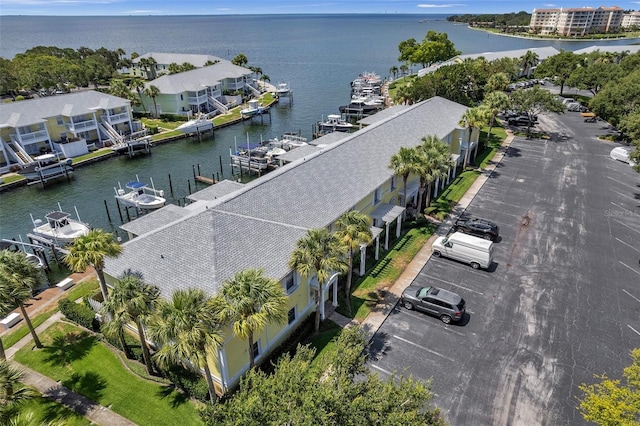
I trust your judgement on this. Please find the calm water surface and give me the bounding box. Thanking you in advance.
[1,14,637,242]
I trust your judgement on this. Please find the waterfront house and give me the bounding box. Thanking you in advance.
[130,52,223,80]
[134,57,256,116]
[104,96,477,395]
[0,91,134,174]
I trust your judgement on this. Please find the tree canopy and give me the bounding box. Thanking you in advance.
[398,31,460,68]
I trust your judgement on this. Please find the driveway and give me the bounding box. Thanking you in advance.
[368,110,640,425]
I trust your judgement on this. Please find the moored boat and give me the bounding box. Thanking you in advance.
[30,205,90,245]
[176,115,214,134]
[317,114,354,133]
[240,99,266,117]
[17,153,74,184]
[114,179,166,211]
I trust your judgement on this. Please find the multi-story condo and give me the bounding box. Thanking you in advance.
[621,11,640,28]
[529,6,624,36]
[104,96,478,395]
[0,91,134,173]
[130,53,222,80]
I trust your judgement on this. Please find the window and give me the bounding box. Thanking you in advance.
[56,117,64,126]
[252,340,260,359]
[373,187,381,205]
[390,176,397,191]
[283,272,297,294]
[288,307,296,324]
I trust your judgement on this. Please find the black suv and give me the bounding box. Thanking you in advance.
[507,115,537,127]
[453,216,499,241]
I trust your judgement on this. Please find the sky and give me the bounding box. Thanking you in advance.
[0,0,638,16]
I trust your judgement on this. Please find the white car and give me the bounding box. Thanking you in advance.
[610,146,637,166]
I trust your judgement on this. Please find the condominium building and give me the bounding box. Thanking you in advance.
[529,6,624,36]
[621,11,640,28]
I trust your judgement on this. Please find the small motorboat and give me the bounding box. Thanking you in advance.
[240,99,266,117]
[176,115,214,134]
[275,82,290,96]
[115,179,166,211]
[318,114,354,133]
[18,153,74,184]
[30,205,90,245]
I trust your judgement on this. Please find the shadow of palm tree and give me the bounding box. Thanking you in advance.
[42,331,96,366]
[60,371,107,403]
[156,385,190,408]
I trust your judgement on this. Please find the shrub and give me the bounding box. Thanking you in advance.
[160,364,210,402]
[58,298,100,331]
[147,126,159,135]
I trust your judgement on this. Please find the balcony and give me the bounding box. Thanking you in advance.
[17,129,49,143]
[68,119,97,133]
[104,111,129,125]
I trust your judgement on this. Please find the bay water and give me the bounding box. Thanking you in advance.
[1,14,637,243]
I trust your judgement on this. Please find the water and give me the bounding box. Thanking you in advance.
[1,14,637,242]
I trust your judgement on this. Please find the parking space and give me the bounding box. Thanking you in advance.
[368,111,640,425]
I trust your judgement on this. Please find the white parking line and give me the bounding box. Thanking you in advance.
[622,289,640,304]
[369,363,393,376]
[423,275,485,296]
[392,335,451,360]
[628,325,640,337]
[611,189,638,202]
[399,309,467,336]
[612,218,640,235]
[619,261,640,277]
[610,201,639,215]
[606,175,639,191]
[616,238,640,254]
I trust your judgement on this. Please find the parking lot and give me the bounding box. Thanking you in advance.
[368,110,640,425]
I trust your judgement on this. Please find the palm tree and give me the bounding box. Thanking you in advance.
[64,229,122,301]
[334,211,372,315]
[144,85,160,118]
[101,272,159,375]
[519,50,539,77]
[389,146,420,207]
[415,135,452,211]
[0,360,38,424]
[458,107,487,169]
[213,268,287,369]
[289,228,348,332]
[0,251,44,349]
[481,91,511,149]
[389,66,399,80]
[148,289,223,404]
[128,77,146,113]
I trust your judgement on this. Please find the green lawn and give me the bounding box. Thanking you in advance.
[17,395,91,426]
[1,279,98,349]
[14,322,203,426]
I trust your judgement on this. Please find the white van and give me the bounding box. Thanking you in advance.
[431,232,494,269]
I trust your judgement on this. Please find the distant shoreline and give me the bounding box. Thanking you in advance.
[468,25,640,43]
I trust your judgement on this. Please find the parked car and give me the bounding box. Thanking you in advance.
[432,232,494,269]
[453,216,500,241]
[610,146,637,166]
[401,285,466,324]
[508,115,536,127]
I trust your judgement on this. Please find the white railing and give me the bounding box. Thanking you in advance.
[100,122,124,144]
[18,129,48,143]
[105,111,129,124]
[245,83,261,97]
[208,95,228,114]
[68,119,96,132]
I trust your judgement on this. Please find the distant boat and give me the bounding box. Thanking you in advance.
[268,132,308,151]
[30,205,90,245]
[18,153,74,184]
[240,99,266,117]
[275,82,291,96]
[318,114,354,133]
[176,115,214,134]
[114,179,166,211]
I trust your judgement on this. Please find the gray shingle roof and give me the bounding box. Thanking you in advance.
[573,44,640,55]
[0,91,130,128]
[186,179,244,202]
[146,62,252,94]
[104,96,468,298]
[120,204,190,236]
[276,144,321,163]
[134,53,222,67]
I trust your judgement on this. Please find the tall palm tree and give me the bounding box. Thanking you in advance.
[144,85,160,118]
[334,211,372,315]
[0,360,38,424]
[101,272,159,375]
[415,135,453,211]
[64,229,122,302]
[481,91,511,149]
[458,107,487,169]
[148,289,223,404]
[128,77,146,113]
[389,146,420,207]
[213,268,287,369]
[289,228,348,332]
[0,251,44,349]
[519,50,539,77]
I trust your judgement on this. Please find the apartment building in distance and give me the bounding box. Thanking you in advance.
[529,6,624,36]
[621,11,640,28]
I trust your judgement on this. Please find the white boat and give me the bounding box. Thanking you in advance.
[268,132,308,151]
[176,116,214,134]
[240,99,266,117]
[318,114,354,133]
[30,205,90,245]
[115,179,166,210]
[18,153,74,184]
[275,82,290,96]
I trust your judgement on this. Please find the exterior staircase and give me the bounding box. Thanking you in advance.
[208,95,228,114]
[100,121,124,145]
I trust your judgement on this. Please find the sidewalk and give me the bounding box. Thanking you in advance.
[330,132,516,338]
